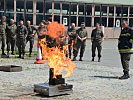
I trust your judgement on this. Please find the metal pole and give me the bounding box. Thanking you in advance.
[100,4,102,26]
[24,0,27,25]
[121,5,123,31]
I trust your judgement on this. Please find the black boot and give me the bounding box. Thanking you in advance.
[11,51,14,55]
[72,57,76,61]
[98,57,101,62]
[119,71,130,79]
[21,55,24,59]
[92,57,94,61]
[2,49,6,55]
[79,57,83,61]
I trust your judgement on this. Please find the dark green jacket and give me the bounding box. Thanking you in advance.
[6,24,16,38]
[16,26,28,39]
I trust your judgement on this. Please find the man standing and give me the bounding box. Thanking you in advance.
[73,22,87,61]
[0,16,7,55]
[16,20,28,59]
[6,19,16,58]
[68,23,77,59]
[91,23,104,62]
[26,20,36,57]
[118,20,133,79]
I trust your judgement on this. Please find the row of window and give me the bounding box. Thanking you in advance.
[1,0,133,17]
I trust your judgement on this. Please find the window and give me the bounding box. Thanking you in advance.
[45,15,52,22]
[86,5,92,16]
[85,17,91,27]
[6,0,14,12]
[16,0,24,12]
[46,2,52,14]
[109,6,114,16]
[79,4,84,15]
[129,18,133,27]
[26,14,33,24]
[26,0,33,13]
[16,13,24,25]
[116,6,121,17]
[130,7,133,17]
[102,17,107,27]
[0,0,4,11]
[95,5,100,16]
[62,3,69,15]
[70,16,76,25]
[54,2,60,14]
[36,0,43,13]
[94,17,100,26]
[54,15,60,23]
[36,14,43,25]
[108,18,114,27]
[78,16,85,26]
[70,4,77,15]
[5,13,14,24]
[102,6,107,16]
[123,7,128,17]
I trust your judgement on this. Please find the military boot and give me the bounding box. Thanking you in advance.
[72,57,77,61]
[2,49,6,55]
[11,51,14,55]
[79,57,83,61]
[98,57,101,62]
[92,57,94,61]
[119,71,130,79]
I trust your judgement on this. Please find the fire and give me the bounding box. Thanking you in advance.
[39,22,76,78]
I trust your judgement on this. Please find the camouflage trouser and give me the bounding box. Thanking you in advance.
[26,38,34,54]
[6,37,15,52]
[0,34,5,50]
[16,38,26,56]
[74,41,86,58]
[120,53,131,72]
[92,41,102,58]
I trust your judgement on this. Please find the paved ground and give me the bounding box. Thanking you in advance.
[0,39,133,100]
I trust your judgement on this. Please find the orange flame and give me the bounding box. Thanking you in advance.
[39,22,76,78]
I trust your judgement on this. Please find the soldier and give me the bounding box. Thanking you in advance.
[68,23,77,59]
[72,22,87,61]
[118,20,133,79]
[26,20,37,57]
[0,16,7,55]
[6,19,17,58]
[91,23,104,62]
[16,20,28,59]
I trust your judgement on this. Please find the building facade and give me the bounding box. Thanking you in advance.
[0,0,133,38]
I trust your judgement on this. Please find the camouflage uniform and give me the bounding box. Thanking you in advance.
[26,26,36,56]
[6,23,16,55]
[91,28,104,61]
[0,21,6,55]
[16,26,28,58]
[73,28,87,60]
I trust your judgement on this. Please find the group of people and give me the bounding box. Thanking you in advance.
[68,22,104,62]
[0,16,37,59]
[0,15,133,79]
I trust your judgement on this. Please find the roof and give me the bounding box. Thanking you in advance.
[52,0,133,6]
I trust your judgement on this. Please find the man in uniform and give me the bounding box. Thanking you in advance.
[16,20,28,59]
[26,20,37,57]
[91,23,104,62]
[68,23,77,59]
[118,20,133,79]
[72,22,87,61]
[0,16,7,55]
[6,19,17,58]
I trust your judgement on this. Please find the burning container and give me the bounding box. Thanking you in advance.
[34,68,73,96]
